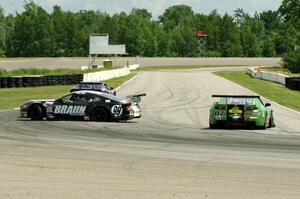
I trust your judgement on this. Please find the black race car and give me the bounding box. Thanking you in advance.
[70,82,116,95]
[19,90,145,122]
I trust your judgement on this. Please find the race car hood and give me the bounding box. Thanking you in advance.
[28,99,55,103]
[20,99,55,110]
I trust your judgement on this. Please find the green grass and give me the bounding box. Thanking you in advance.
[137,65,245,71]
[262,66,300,77]
[0,67,121,77]
[0,73,136,110]
[0,57,35,60]
[214,71,300,111]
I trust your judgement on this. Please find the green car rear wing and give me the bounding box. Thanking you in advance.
[212,95,264,105]
[212,95,260,98]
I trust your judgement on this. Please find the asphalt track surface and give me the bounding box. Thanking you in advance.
[0,57,281,70]
[1,68,300,199]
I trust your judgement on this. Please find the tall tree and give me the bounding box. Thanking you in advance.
[205,10,222,56]
[0,2,290,58]
[0,7,5,57]
[279,0,300,72]
[159,5,195,31]
[220,13,242,57]
[13,2,53,56]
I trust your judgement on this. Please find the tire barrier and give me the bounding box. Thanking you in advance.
[0,74,83,89]
[8,77,16,88]
[285,77,300,91]
[1,77,8,88]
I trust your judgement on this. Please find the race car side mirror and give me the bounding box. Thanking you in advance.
[265,103,271,107]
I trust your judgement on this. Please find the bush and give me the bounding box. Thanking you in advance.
[0,49,6,58]
[204,51,222,57]
[283,49,300,73]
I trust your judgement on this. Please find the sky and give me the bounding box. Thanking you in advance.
[0,0,283,17]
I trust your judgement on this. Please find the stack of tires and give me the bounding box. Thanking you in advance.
[285,77,300,91]
[15,77,23,87]
[1,77,8,88]
[0,73,84,89]
[74,74,83,84]
[8,77,15,88]
[22,76,31,87]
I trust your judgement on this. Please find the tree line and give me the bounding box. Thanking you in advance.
[0,1,299,71]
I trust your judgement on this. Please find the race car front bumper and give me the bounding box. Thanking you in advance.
[20,111,28,118]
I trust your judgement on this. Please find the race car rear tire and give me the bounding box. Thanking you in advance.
[209,122,225,129]
[28,105,44,121]
[268,112,275,128]
[259,113,268,130]
[92,108,109,122]
[209,122,218,129]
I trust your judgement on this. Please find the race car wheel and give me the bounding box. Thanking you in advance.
[260,113,268,130]
[92,108,108,122]
[28,105,44,121]
[209,123,217,129]
[209,122,225,129]
[268,112,275,128]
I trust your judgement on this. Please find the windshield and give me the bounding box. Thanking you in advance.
[79,84,94,89]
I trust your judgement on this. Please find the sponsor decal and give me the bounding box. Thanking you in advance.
[46,106,53,113]
[215,111,224,120]
[215,111,224,116]
[54,105,86,115]
[229,106,242,114]
[111,105,123,116]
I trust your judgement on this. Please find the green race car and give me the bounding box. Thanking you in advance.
[209,95,275,129]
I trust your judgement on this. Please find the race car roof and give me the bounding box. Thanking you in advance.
[78,82,104,84]
[71,90,126,102]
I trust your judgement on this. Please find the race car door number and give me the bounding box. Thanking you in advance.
[215,111,224,116]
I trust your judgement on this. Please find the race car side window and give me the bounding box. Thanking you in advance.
[89,94,104,102]
[60,94,74,102]
[94,84,105,90]
[71,94,89,102]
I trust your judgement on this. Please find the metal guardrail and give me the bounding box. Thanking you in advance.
[247,67,300,91]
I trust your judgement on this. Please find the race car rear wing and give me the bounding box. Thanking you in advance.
[127,93,147,103]
[212,95,263,105]
[212,95,260,98]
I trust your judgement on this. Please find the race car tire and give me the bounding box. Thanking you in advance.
[259,114,268,130]
[209,122,225,129]
[92,108,109,122]
[268,112,275,128]
[28,105,44,121]
[209,123,217,129]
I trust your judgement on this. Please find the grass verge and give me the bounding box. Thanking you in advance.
[137,65,245,71]
[0,57,35,60]
[0,67,121,77]
[262,66,300,77]
[0,73,136,110]
[214,71,300,112]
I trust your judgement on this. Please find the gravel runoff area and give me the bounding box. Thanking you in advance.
[0,68,300,199]
[0,57,281,70]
